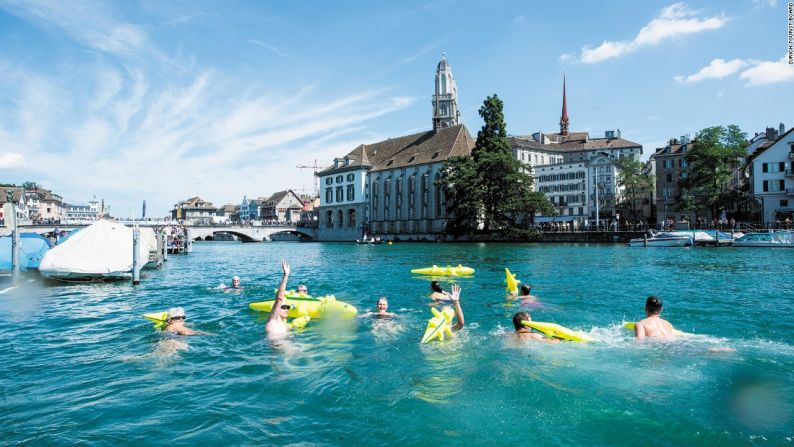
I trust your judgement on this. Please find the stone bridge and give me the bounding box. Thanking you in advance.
[8,223,316,242]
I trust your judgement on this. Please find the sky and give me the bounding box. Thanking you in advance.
[0,0,792,217]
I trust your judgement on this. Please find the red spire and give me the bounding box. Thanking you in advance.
[560,75,569,136]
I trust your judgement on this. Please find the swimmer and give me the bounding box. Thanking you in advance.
[429,281,451,301]
[634,295,675,340]
[164,307,204,336]
[516,284,538,304]
[265,260,291,336]
[297,284,309,295]
[362,297,396,318]
[440,284,464,330]
[511,311,559,343]
[230,276,241,289]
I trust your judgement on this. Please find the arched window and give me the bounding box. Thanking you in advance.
[348,209,356,227]
[337,210,344,228]
[421,173,429,218]
[434,173,442,218]
[408,175,416,219]
[396,177,403,218]
[326,210,333,227]
[440,75,447,94]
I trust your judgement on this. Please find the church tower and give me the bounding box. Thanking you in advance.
[432,52,460,131]
[559,75,569,136]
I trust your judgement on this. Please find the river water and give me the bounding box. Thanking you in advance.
[1,242,793,446]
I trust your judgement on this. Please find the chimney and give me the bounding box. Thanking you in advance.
[780,122,786,136]
[766,127,777,141]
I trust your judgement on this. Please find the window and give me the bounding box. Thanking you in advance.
[781,200,789,207]
[680,172,688,179]
[408,175,416,219]
[663,159,673,169]
[336,175,343,183]
[336,186,343,202]
[348,209,356,227]
[347,173,355,182]
[326,210,333,226]
[326,188,333,204]
[337,210,344,228]
[396,177,403,216]
[386,159,394,167]
[666,173,673,183]
[681,159,688,168]
[763,180,785,192]
[347,185,355,201]
[434,173,442,217]
[325,177,332,185]
[421,174,429,218]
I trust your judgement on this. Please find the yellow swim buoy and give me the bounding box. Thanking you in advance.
[143,311,169,330]
[505,268,520,295]
[421,307,455,343]
[521,320,594,342]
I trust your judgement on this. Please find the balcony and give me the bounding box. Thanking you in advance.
[787,188,794,196]
[789,152,794,160]
[786,169,794,177]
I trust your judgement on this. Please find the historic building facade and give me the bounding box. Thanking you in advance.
[317,55,474,241]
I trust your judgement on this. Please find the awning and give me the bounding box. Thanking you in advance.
[535,215,582,223]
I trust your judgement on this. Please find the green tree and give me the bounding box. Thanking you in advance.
[615,157,654,223]
[441,94,554,237]
[679,125,747,219]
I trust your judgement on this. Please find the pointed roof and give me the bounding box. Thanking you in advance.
[560,75,569,136]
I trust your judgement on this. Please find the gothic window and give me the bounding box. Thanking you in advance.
[408,175,416,219]
[348,209,356,227]
[441,75,447,94]
[396,177,403,217]
[434,173,442,218]
[421,174,429,218]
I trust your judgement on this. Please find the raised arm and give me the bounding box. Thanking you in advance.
[268,260,290,323]
[449,284,464,330]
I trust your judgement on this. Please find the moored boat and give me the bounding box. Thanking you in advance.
[629,232,693,247]
[732,231,793,247]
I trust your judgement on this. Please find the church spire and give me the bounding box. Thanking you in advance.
[432,52,460,131]
[559,75,569,136]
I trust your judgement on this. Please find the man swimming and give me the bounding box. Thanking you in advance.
[511,311,559,343]
[429,281,451,301]
[164,307,204,336]
[265,260,291,336]
[516,284,539,304]
[634,295,675,339]
[231,276,241,289]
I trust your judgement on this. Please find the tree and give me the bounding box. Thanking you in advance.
[615,157,654,223]
[441,94,554,237]
[679,125,747,219]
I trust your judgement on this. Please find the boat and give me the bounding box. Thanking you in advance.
[38,219,149,280]
[356,236,383,245]
[628,231,693,247]
[0,233,52,270]
[732,231,794,247]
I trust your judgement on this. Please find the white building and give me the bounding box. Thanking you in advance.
[63,199,100,222]
[749,126,794,224]
[316,54,474,241]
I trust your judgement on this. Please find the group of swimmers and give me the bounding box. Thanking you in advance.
[160,259,677,341]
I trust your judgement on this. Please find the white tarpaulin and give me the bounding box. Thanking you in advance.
[39,220,149,280]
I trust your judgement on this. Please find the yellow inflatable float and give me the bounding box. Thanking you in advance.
[411,264,475,276]
[505,268,520,294]
[623,322,689,337]
[143,311,169,330]
[521,320,594,342]
[421,307,455,343]
[249,295,357,319]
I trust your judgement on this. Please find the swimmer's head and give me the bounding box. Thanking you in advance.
[520,284,531,295]
[377,297,388,312]
[645,295,663,315]
[278,303,291,318]
[232,276,240,287]
[513,311,530,331]
[167,307,186,323]
[297,285,308,294]
[430,281,443,293]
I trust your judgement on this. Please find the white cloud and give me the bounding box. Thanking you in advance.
[674,58,748,83]
[0,0,151,59]
[248,39,294,59]
[0,153,25,169]
[752,0,778,7]
[578,3,728,63]
[739,56,794,86]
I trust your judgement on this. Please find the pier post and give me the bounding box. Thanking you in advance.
[161,230,168,261]
[132,226,141,285]
[185,228,193,253]
[643,233,648,247]
[5,201,21,279]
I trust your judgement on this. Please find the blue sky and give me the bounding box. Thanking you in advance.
[0,0,792,216]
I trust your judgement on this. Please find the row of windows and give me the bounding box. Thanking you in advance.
[518,152,563,164]
[538,183,583,193]
[537,172,586,183]
[325,185,356,204]
[664,172,688,183]
[662,159,688,169]
[763,180,786,192]
[373,174,443,220]
[325,209,357,228]
[762,162,787,173]
[550,195,585,206]
[324,173,356,185]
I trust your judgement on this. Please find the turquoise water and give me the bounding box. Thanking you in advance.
[2,242,793,446]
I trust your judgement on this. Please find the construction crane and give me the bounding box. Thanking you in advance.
[296,159,322,198]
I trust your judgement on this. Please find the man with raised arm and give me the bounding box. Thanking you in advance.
[634,295,675,339]
[441,283,465,330]
[265,260,291,336]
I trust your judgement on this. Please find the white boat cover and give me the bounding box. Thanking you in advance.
[39,220,149,279]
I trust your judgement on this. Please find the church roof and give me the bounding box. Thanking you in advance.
[318,124,474,175]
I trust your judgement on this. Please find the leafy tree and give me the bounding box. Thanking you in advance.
[615,157,654,223]
[22,181,39,190]
[441,94,554,236]
[678,125,747,219]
